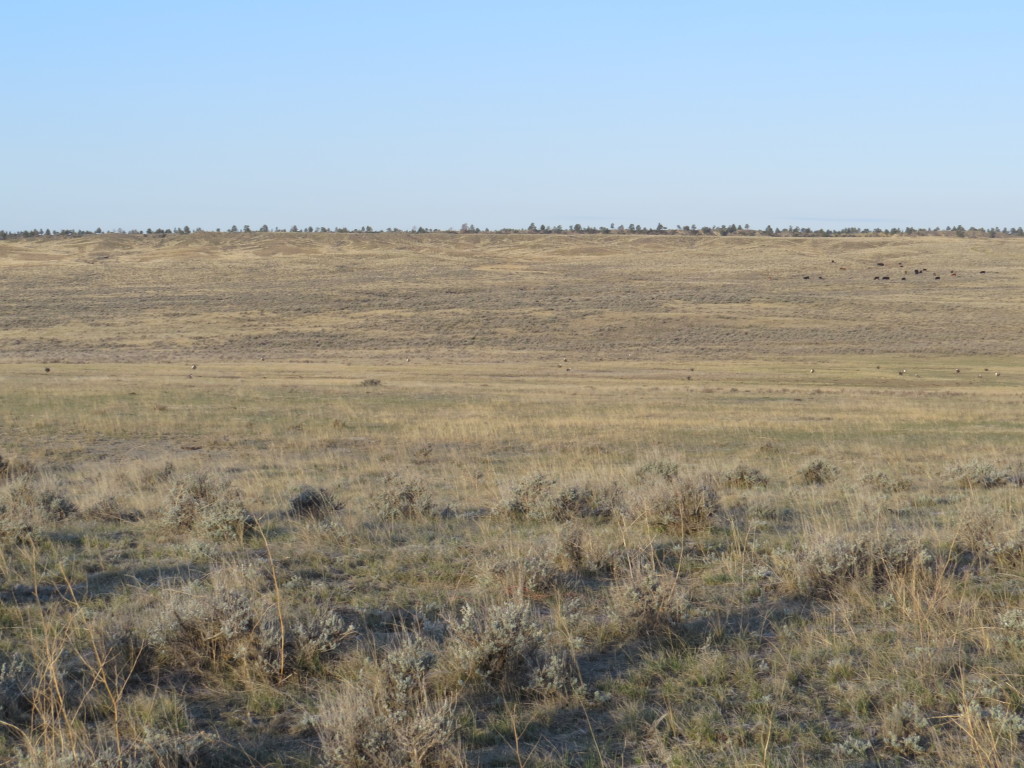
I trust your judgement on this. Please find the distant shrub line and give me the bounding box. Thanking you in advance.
[4,223,1022,240]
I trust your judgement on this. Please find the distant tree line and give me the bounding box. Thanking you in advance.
[3,223,1024,240]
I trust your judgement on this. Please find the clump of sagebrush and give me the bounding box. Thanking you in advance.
[546,484,621,522]
[489,550,568,600]
[628,476,720,535]
[722,465,769,488]
[316,637,464,768]
[165,473,254,539]
[137,460,176,491]
[609,562,688,639]
[957,518,1024,569]
[290,605,358,673]
[147,561,356,682]
[947,461,1007,489]
[863,471,912,494]
[288,485,344,520]
[799,459,839,485]
[374,473,437,520]
[1004,461,1024,487]
[635,459,679,482]
[148,582,282,678]
[16,730,216,768]
[776,534,932,599]
[83,495,139,522]
[558,525,585,571]
[526,651,588,701]
[0,454,37,484]
[444,601,546,697]
[878,701,931,758]
[2,475,77,521]
[0,651,34,726]
[0,515,34,544]
[497,474,556,520]
[954,698,1024,756]
[497,475,620,521]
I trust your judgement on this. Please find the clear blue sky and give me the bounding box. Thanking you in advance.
[4,1,1022,232]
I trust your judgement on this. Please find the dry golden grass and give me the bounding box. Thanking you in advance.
[3,231,1024,363]
[2,232,1024,766]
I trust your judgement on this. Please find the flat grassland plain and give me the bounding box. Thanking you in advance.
[1,232,1024,767]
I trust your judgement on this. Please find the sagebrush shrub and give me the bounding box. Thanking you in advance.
[630,478,720,534]
[1005,462,1024,487]
[800,459,839,485]
[879,701,931,758]
[947,461,1006,489]
[0,516,34,544]
[317,638,463,768]
[1,476,77,523]
[635,459,680,482]
[497,474,556,520]
[526,652,587,700]
[288,485,344,520]
[291,606,358,671]
[863,471,911,494]
[446,601,543,696]
[498,476,620,522]
[0,652,33,725]
[374,474,436,520]
[958,520,1024,568]
[165,473,254,539]
[609,563,688,637]
[148,585,281,677]
[778,535,932,599]
[16,731,215,768]
[723,465,769,488]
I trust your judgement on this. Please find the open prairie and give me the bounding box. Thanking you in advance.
[1,233,1024,767]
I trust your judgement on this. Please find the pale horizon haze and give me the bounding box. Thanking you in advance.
[4,1,1022,232]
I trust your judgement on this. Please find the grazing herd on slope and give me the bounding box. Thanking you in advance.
[801,258,993,283]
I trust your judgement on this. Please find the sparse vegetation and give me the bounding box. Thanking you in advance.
[2,232,1024,765]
